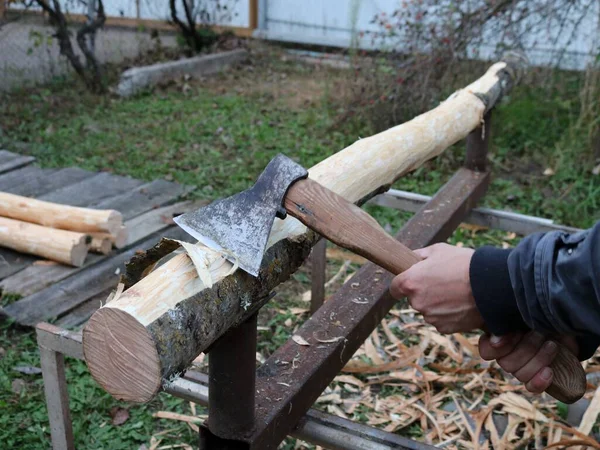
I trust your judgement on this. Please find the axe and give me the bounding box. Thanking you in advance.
[174,154,586,404]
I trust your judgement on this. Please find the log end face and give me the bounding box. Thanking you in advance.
[106,210,124,236]
[114,225,128,249]
[83,307,161,403]
[70,236,90,267]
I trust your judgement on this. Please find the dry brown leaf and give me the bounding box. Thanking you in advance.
[327,404,349,419]
[459,223,489,233]
[453,333,479,357]
[334,375,364,388]
[110,407,129,426]
[381,319,401,345]
[489,393,548,422]
[485,413,502,450]
[342,347,419,373]
[365,336,384,365]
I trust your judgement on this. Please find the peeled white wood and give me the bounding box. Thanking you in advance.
[83,57,526,403]
[0,217,89,267]
[0,192,123,235]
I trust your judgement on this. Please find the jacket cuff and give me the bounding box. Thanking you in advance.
[470,246,528,335]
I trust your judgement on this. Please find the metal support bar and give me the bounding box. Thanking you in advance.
[310,238,327,314]
[207,313,258,441]
[248,168,490,449]
[465,111,491,171]
[368,190,580,236]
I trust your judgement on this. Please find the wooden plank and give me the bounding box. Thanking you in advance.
[1,255,101,297]
[0,201,201,297]
[0,166,55,193]
[124,199,206,245]
[1,226,193,326]
[19,167,92,197]
[0,150,35,174]
[0,250,38,280]
[39,172,144,206]
[0,167,92,197]
[55,288,112,330]
[38,345,75,450]
[92,179,194,220]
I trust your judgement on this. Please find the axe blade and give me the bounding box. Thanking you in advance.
[173,154,308,276]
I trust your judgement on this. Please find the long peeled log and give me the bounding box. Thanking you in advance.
[0,217,90,267]
[83,56,526,403]
[0,192,123,235]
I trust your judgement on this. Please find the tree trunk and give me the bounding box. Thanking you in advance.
[0,192,123,235]
[83,55,526,403]
[0,217,90,267]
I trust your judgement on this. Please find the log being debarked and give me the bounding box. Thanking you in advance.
[83,55,527,403]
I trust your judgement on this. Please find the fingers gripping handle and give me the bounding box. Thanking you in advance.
[284,178,586,404]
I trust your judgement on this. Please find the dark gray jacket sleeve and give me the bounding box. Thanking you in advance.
[470,221,600,360]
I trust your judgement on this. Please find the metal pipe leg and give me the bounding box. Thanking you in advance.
[310,238,327,314]
[38,343,75,450]
[207,313,258,442]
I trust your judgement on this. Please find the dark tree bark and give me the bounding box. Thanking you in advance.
[169,0,218,55]
[35,0,106,93]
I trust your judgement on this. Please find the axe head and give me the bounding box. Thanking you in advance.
[173,154,308,277]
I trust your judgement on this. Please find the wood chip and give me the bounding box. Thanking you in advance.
[578,386,600,435]
[292,335,310,346]
[153,411,204,424]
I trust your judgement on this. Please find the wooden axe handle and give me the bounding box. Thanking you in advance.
[285,178,586,404]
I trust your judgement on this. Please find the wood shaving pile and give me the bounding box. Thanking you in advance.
[315,307,600,449]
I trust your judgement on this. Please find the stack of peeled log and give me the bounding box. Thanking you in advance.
[0,192,127,267]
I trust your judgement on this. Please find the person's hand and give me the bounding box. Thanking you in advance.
[479,331,579,394]
[389,243,484,333]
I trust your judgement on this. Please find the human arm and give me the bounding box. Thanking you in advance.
[389,222,600,357]
[470,221,600,358]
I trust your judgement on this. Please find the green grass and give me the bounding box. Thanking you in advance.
[0,55,598,448]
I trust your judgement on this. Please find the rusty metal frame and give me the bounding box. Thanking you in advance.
[37,111,514,450]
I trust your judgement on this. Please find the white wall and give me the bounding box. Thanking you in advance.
[258,0,600,70]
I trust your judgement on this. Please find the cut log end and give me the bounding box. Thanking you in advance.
[70,235,90,267]
[83,307,161,403]
[106,211,124,236]
[90,236,112,255]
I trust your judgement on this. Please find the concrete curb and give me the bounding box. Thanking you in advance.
[116,49,248,97]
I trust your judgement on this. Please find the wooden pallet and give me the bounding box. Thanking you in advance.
[0,150,200,328]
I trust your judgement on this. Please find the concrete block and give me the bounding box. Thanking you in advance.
[117,49,248,97]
